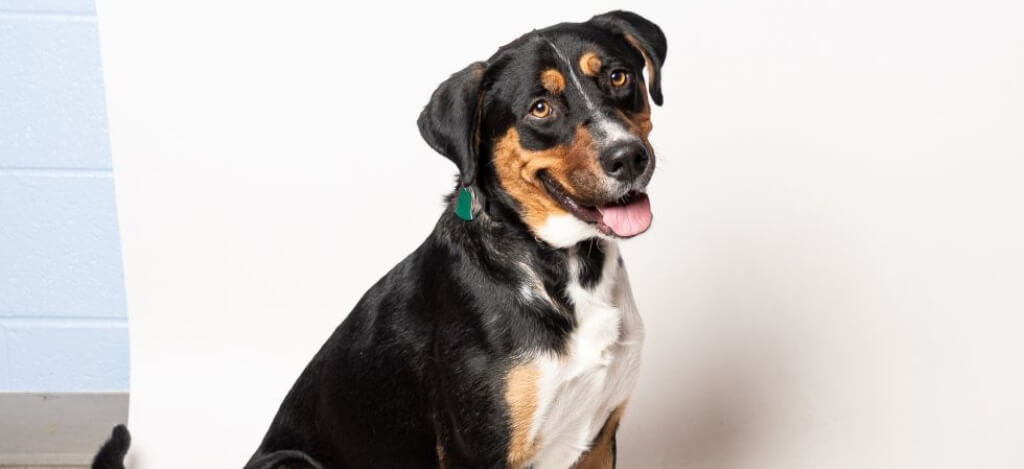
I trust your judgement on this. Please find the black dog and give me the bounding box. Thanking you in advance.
[94,10,666,469]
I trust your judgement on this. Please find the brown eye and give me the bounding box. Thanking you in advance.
[530,100,551,118]
[610,69,629,87]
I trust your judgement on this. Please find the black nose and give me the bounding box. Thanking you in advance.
[600,141,649,183]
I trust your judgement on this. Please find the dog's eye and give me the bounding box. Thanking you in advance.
[610,69,630,88]
[530,100,551,118]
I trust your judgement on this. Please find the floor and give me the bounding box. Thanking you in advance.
[0,393,127,469]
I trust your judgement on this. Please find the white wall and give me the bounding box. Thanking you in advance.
[96,1,1024,468]
[0,0,129,394]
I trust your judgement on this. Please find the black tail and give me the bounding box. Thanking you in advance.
[243,450,324,469]
[90,424,321,469]
[92,424,131,469]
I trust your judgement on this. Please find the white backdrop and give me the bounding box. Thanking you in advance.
[97,1,1024,468]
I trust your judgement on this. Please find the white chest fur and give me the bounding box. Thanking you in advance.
[524,242,645,469]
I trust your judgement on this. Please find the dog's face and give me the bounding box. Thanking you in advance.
[419,11,666,248]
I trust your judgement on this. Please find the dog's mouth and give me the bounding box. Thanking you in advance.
[538,172,653,238]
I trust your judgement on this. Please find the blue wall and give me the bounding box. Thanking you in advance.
[0,0,128,391]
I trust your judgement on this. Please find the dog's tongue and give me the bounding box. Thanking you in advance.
[597,194,652,237]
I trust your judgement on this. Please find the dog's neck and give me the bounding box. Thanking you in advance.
[455,175,610,249]
[433,188,620,352]
[439,188,615,288]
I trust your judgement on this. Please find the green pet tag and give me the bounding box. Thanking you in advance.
[455,186,474,221]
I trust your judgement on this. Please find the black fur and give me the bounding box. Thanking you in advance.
[91,424,130,469]
[248,215,599,468]
[418,62,488,186]
[92,10,665,469]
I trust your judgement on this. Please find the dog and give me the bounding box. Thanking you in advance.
[93,10,665,469]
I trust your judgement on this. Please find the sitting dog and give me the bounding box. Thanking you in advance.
[94,10,666,469]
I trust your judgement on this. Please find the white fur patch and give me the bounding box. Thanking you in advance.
[535,214,601,248]
[594,118,637,144]
[521,242,645,469]
[519,261,554,305]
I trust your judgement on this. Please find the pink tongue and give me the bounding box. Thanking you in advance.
[596,194,652,237]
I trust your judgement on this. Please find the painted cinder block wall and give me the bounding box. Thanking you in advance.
[0,0,128,391]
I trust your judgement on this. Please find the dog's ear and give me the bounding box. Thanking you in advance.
[418,62,487,186]
[589,10,667,105]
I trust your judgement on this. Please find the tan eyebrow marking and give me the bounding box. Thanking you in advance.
[540,68,566,94]
[579,51,602,77]
[546,39,597,113]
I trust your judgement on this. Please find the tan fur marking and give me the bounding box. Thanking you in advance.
[614,107,653,140]
[541,69,566,94]
[570,404,627,469]
[506,364,541,468]
[492,127,606,232]
[579,51,603,76]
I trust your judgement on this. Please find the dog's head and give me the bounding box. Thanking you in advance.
[419,11,666,248]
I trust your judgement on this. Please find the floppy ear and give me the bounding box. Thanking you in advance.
[418,62,487,186]
[589,10,668,105]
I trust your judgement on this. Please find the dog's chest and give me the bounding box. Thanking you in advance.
[524,249,644,469]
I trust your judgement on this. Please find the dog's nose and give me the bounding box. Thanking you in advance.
[600,141,649,183]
